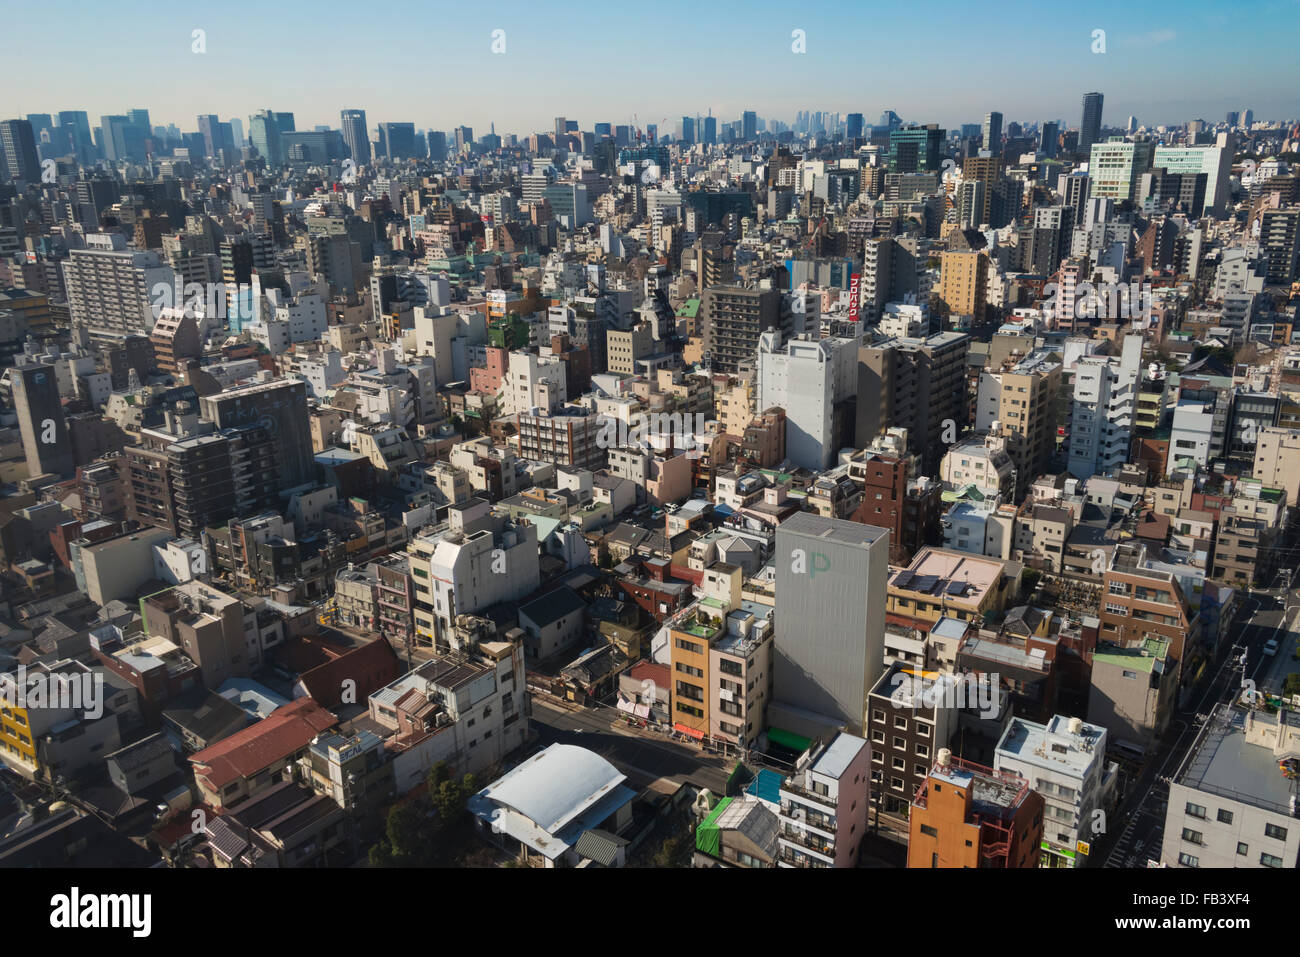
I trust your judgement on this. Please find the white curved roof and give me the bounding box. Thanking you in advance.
[482,744,625,834]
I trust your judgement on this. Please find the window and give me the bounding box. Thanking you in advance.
[1260,853,1283,868]
[1217,809,1233,825]
[1265,823,1288,841]
[920,824,938,837]
[1181,828,1203,845]
[1177,852,1199,868]
[1237,842,1248,856]
[1184,802,1206,820]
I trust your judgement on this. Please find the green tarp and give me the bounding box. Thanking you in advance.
[767,727,812,753]
[695,796,732,858]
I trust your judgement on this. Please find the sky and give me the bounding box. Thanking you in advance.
[2,0,1298,138]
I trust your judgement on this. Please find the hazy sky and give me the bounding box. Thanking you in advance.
[3,0,1298,136]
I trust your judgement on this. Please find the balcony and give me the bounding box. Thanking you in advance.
[778,846,832,868]
[779,825,837,857]
[780,799,837,833]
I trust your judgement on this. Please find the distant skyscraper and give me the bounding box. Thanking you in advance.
[427,130,447,162]
[273,112,295,133]
[846,113,864,141]
[645,123,657,143]
[249,110,283,165]
[229,117,244,148]
[340,109,370,164]
[380,122,417,160]
[58,111,93,163]
[454,126,473,154]
[982,111,1003,151]
[1225,110,1239,127]
[702,116,717,145]
[0,119,41,182]
[742,111,758,141]
[1241,109,1254,128]
[681,116,695,145]
[1040,121,1059,157]
[1080,92,1104,153]
[1127,115,1139,133]
[879,110,901,132]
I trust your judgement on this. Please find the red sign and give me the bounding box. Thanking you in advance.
[674,723,705,740]
[848,272,861,322]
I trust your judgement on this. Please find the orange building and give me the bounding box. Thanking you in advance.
[907,751,1043,868]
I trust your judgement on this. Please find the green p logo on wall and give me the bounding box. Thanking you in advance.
[791,548,831,579]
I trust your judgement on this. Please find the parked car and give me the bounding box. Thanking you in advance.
[1263,638,1279,656]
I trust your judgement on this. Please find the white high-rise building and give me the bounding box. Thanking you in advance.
[757,331,858,471]
[63,233,175,339]
[1067,334,1142,479]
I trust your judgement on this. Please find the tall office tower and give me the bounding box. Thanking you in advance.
[197,114,219,158]
[888,124,945,172]
[846,113,864,141]
[773,513,889,734]
[879,110,902,132]
[1259,208,1300,285]
[454,126,473,154]
[702,115,717,145]
[982,111,1003,152]
[1225,111,1239,127]
[380,122,417,160]
[757,332,860,471]
[1088,139,1154,202]
[199,378,314,490]
[855,332,971,474]
[249,110,282,165]
[593,122,611,138]
[340,109,370,164]
[613,125,630,147]
[1241,109,1253,128]
[426,130,447,162]
[938,249,990,323]
[975,349,1063,500]
[0,119,41,182]
[273,112,295,133]
[1080,92,1104,153]
[645,123,657,143]
[860,237,919,322]
[11,361,74,479]
[742,111,758,141]
[554,117,567,141]
[58,110,94,163]
[681,116,696,145]
[64,234,175,340]
[229,117,244,148]
[1126,116,1139,133]
[1067,334,1142,480]
[99,114,130,162]
[1040,121,1060,157]
[25,113,53,136]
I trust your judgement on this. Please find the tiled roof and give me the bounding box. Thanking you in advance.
[190,698,338,792]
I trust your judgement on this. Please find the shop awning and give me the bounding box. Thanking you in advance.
[674,723,705,740]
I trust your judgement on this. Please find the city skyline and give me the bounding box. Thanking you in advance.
[2,0,1298,136]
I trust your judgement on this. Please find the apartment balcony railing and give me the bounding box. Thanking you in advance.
[779,825,836,857]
